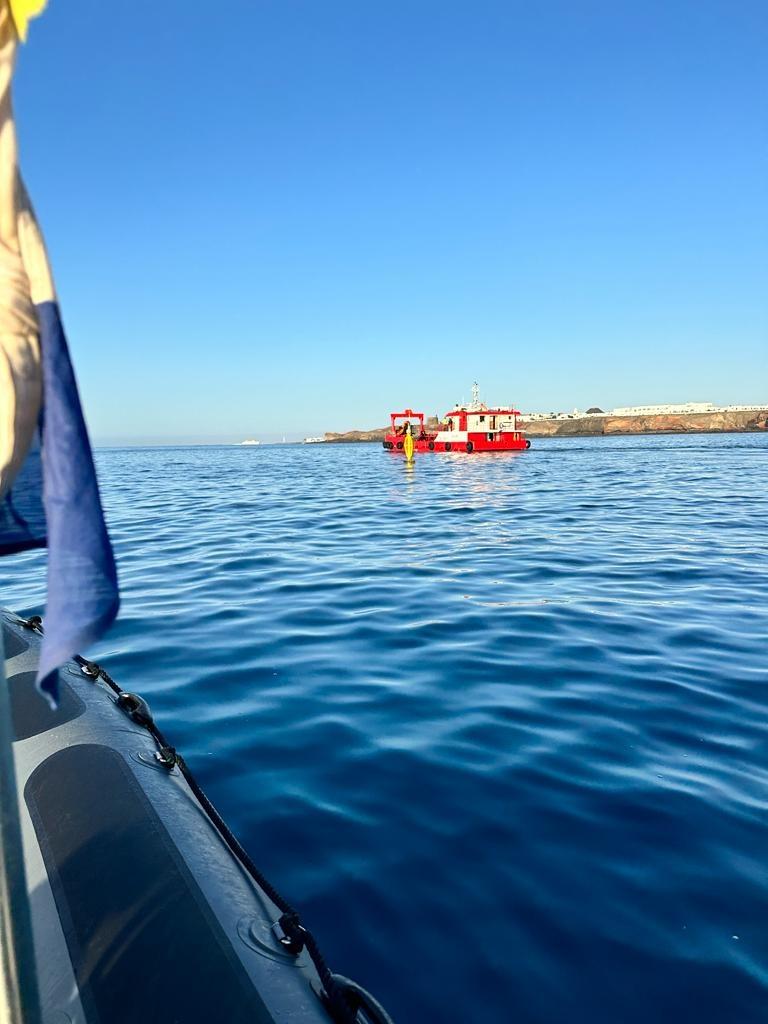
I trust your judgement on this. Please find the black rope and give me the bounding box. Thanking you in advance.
[20,618,361,1024]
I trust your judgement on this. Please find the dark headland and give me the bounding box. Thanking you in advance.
[324,409,768,443]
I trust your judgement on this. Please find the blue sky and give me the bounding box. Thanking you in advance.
[15,0,768,442]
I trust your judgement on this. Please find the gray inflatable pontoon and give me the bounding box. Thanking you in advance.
[2,610,390,1024]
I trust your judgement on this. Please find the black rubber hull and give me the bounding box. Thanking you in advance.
[2,611,334,1024]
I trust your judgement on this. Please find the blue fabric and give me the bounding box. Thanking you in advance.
[18,302,119,702]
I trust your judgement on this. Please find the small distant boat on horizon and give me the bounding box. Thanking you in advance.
[303,436,325,444]
[239,439,261,446]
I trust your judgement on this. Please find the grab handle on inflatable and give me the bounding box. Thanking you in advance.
[116,692,153,727]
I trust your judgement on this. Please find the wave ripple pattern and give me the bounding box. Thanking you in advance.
[3,433,767,1024]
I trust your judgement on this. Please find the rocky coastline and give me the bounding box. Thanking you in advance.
[323,409,768,443]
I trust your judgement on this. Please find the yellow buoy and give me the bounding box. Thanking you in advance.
[403,432,414,461]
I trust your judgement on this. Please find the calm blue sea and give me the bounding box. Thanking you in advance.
[2,433,767,1023]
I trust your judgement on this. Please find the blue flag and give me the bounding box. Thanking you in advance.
[0,9,118,702]
[1,305,119,704]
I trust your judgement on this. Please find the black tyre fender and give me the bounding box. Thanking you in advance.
[383,441,393,450]
[444,442,452,452]
[428,441,435,450]
[396,441,403,449]
[525,439,531,449]
[466,442,474,453]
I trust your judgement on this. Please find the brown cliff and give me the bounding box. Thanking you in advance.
[520,409,768,437]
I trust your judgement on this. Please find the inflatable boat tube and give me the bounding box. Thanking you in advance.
[1,610,391,1024]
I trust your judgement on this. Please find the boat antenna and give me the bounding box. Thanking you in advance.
[472,381,479,406]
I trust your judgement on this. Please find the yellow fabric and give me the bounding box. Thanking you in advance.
[0,1,50,499]
[7,0,47,42]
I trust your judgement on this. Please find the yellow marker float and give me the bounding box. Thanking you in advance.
[403,431,414,461]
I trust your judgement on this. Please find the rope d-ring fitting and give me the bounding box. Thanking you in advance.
[272,912,307,955]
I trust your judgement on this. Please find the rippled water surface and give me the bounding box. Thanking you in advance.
[3,434,768,1023]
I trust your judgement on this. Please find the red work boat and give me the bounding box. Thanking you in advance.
[383,384,531,454]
